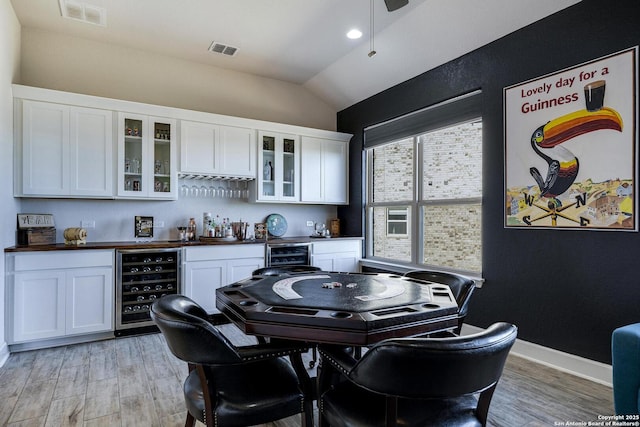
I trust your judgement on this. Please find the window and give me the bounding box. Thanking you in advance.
[364,92,482,274]
[387,207,409,236]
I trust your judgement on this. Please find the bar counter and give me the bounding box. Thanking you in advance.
[4,236,363,253]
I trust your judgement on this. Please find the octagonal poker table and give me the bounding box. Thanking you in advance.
[216,271,459,346]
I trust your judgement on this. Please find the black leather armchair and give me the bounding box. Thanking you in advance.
[251,264,323,367]
[151,295,314,427]
[317,322,517,427]
[404,270,476,334]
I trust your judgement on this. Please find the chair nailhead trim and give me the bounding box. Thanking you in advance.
[240,348,304,362]
[318,350,350,375]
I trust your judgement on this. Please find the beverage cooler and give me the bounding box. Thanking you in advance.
[266,242,311,267]
[116,248,181,335]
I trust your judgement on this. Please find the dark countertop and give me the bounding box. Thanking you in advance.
[4,235,363,253]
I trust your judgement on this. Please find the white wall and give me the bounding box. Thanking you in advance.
[19,28,337,131]
[19,197,337,242]
[0,0,21,365]
[13,26,344,244]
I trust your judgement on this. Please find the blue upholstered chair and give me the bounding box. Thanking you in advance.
[612,323,640,415]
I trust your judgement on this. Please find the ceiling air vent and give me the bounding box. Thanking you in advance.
[58,0,106,27]
[208,42,239,57]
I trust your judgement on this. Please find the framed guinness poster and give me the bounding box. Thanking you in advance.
[504,47,638,231]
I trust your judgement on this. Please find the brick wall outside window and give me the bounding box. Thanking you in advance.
[368,121,482,272]
[372,138,413,203]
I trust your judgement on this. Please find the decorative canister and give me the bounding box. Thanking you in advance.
[329,219,340,237]
[63,227,87,245]
[254,223,267,239]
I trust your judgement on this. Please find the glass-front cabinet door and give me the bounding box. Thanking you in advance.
[261,134,276,198]
[256,131,299,202]
[121,115,144,195]
[152,120,174,197]
[118,113,176,199]
[281,136,297,199]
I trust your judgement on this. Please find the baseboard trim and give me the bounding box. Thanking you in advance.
[7,331,114,353]
[463,324,612,387]
[0,341,9,368]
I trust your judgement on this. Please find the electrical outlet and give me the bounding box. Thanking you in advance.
[154,221,165,228]
[306,221,314,227]
[81,220,95,228]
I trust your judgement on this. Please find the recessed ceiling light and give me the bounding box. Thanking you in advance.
[347,29,363,39]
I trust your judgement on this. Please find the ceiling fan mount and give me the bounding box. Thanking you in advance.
[368,0,408,58]
[384,0,409,12]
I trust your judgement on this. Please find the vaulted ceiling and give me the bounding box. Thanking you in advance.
[10,0,581,110]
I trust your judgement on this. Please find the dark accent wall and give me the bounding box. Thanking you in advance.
[337,0,639,364]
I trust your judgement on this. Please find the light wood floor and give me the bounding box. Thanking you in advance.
[0,325,614,427]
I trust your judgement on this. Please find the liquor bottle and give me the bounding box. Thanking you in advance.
[203,212,212,237]
[188,218,197,241]
[264,161,272,181]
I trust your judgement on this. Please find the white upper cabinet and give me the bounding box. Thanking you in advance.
[218,125,256,178]
[300,136,349,204]
[21,100,113,198]
[254,131,300,202]
[180,120,219,174]
[180,121,256,178]
[70,107,114,197]
[117,113,177,199]
[13,85,351,202]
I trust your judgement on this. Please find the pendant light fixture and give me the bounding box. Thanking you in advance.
[368,0,377,57]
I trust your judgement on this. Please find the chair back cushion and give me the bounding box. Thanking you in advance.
[151,295,241,365]
[252,265,322,276]
[404,270,476,316]
[349,322,517,399]
[612,323,640,414]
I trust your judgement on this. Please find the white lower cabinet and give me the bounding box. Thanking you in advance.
[66,266,114,335]
[183,245,264,313]
[8,250,114,344]
[183,259,226,314]
[13,270,66,342]
[311,240,362,273]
